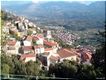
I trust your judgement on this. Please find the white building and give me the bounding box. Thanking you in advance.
[34,45,44,54]
[5,40,20,55]
[23,40,32,46]
[57,48,77,62]
[46,30,52,39]
[33,34,44,45]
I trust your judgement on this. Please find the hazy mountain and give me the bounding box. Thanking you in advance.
[1,1,105,30]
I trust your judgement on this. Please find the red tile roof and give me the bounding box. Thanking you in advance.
[22,46,33,51]
[20,53,36,60]
[26,35,32,41]
[36,34,44,39]
[83,52,92,60]
[34,45,44,49]
[76,53,81,57]
[33,36,39,41]
[43,52,50,56]
[44,40,57,47]
[32,34,44,41]
[49,55,60,62]
[58,48,77,58]
[76,48,92,60]
[7,40,17,46]
[45,48,53,52]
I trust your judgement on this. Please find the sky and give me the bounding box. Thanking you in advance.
[1,0,106,6]
[1,0,106,2]
[31,0,106,3]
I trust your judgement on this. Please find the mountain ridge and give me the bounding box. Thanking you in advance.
[1,1,105,31]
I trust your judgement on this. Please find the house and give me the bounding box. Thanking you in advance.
[44,48,53,54]
[19,46,34,54]
[37,52,50,70]
[20,53,36,62]
[76,48,92,63]
[3,26,9,34]
[28,22,34,27]
[38,47,60,70]
[39,52,60,70]
[6,21,11,26]
[34,25,37,28]
[80,50,92,62]
[57,48,77,62]
[33,34,44,45]
[82,51,92,62]
[21,36,32,46]
[25,35,33,42]
[44,47,58,54]
[9,25,27,38]
[9,27,18,35]
[48,53,60,68]
[15,21,19,30]
[18,22,25,31]
[46,30,52,39]
[36,34,44,39]
[22,35,32,41]
[49,55,60,64]
[5,40,20,55]
[44,40,58,48]
[43,30,52,40]
[23,40,32,46]
[34,45,44,54]
[36,38,43,45]
[38,48,78,70]
[32,31,36,35]
[23,19,29,30]
[44,40,59,53]
[37,27,41,30]
[15,19,27,31]
[19,44,44,54]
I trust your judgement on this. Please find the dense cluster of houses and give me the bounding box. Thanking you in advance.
[54,31,80,45]
[3,16,93,70]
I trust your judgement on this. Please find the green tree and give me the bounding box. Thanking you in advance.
[1,63,10,78]
[12,56,27,75]
[76,64,96,80]
[49,60,97,79]
[1,54,14,74]
[25,61,41,76]
[49,60,77,78]
[27,30,32,35]
[1,64,10,74]
[91,27,105,77]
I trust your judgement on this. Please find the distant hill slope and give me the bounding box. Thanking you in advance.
[1,1,105,31]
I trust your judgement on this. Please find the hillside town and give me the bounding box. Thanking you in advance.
[2,15,95,71]
[1,0,105,79]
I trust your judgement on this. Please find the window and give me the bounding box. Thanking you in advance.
[7,46,15,50]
